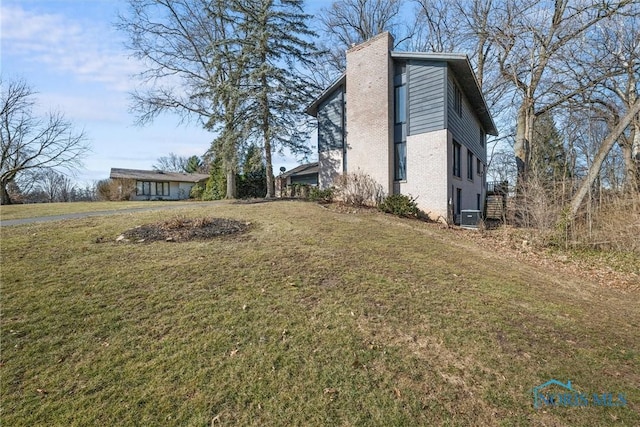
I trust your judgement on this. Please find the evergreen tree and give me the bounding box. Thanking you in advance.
[530,112,568,182]
[238,144,267,198]
[233,0,319,197]
[184,155,204,173]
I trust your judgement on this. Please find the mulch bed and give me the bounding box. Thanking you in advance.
[117,217,251,243]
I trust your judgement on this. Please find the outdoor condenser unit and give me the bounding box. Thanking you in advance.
[460,210,482,229]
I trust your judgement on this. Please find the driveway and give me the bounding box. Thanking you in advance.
[0,201,225,227]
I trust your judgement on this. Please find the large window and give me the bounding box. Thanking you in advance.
[394,62,407,182]
[467,149,474,180]
[453,141,461,178]
[137,181,169,196]
[395,142,406,181]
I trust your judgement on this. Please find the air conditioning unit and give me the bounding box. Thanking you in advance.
[460,210,482,229]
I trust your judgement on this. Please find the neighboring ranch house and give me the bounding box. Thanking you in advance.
[109,168,208,201]
[280,162,319,187]
[306,32,498,222]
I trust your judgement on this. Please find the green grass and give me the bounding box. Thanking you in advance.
[0,200,197,221]
[1,201,638,426]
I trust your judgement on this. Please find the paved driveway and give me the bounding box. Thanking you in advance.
[0,201,225,227]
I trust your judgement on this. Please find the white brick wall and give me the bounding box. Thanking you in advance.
[398,129,449,220]
[345,32,394,195]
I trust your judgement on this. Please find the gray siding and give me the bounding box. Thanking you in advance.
[407,61,446,136]
[447,72,486,163]
[317,86,345,152]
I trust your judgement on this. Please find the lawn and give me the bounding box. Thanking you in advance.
[0,200,197,221]
[1,201,638,426]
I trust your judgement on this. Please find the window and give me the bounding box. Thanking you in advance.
[467,149,474,180]
[156,182,170,196]
[480,128,485,147]
[453,141,461,178]
[477,159,482,176]
[456,188,462,215]
[395,141,406,181]
[394,62,407,181]
[477,193,481,210]
[136,181,169,196]
[454,85,462,117]
[395,85,406,124]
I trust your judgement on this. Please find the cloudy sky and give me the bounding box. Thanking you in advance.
[1,0,323,185]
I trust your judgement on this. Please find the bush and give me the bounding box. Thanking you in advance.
[334,171,384,207]
[308,186,334,203]
[378,194,419,217]
[96,178,136,201]
[237,168,267,199]
[190,183,205,200]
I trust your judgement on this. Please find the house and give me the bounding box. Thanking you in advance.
[275,162,318,197]
[109,168,208,201]
[306,32,498,222]
[279,162,319,187]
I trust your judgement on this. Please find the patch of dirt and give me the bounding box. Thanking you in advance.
[116,216,251,243]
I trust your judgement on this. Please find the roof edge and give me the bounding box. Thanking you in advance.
[305,74,346,117]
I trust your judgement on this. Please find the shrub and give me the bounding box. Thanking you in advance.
[96,178,136,201]
[378,194,419,217]
[308,186,334,203]
[334,171,384,207]
[189,183,204,200]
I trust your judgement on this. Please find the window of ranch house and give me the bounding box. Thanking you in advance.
[137,181,170,196]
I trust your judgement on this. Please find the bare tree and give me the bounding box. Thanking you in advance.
[316,0,412,82]
[588,13,640,192]
[568,99,640,217]
[489,0,635,185]
[1,78,89,205]
[153,152,189,172]
[118,0,244,198]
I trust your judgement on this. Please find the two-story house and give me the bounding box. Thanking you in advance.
[306,32,497,222]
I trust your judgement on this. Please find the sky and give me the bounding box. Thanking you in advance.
[1,0,325,186]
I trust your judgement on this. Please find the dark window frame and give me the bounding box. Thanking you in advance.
[454,85,463,117]
[136,180,169,196]
[453,141,461,178]
[467,149,474,181]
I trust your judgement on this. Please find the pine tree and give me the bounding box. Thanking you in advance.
[531,112,568,182]
[184,156,204,173]
[233,0,319,197]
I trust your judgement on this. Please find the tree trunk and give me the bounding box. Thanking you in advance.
[568,99,640,218]
[1,180,12,205]
[627,120,640,192]
[225,170,236,199]
[514,101,534,185]
[260,65,274,198]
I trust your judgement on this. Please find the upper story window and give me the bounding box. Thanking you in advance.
[394,62,407,125]
[454,85,462,117]
[395,85,406,124]
[480,128,485,147]
[467,149,474,181]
